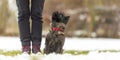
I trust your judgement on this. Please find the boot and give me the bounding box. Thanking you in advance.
[32,44,41,54]
[22,45,31,54]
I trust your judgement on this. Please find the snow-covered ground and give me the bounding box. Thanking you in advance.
[0,36,120,51]
[0,52,120,60]
[0,36,120,60]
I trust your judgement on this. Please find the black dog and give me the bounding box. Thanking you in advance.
[44,11,70,54]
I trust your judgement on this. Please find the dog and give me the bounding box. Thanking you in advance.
[44,11,70,54]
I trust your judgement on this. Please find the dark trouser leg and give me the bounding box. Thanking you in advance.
[31,0,45,53]
[31,0,45,46]
[16,0,31,46]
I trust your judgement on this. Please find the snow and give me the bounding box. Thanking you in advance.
[0,36,120,60]
[0,52,120,60]
[64,38,120,50]
[0,36,120,51]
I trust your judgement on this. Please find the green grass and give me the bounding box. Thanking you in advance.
[0,50,21,56]
[0,50,120,56]
[64,50,89,55]
[98,50,120,53]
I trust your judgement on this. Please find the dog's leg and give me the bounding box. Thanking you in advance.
[55,35,65,54]
[44,33,51,54]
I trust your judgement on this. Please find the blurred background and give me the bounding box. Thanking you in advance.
[0,0,120,38]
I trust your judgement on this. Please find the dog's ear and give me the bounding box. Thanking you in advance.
[64,16,70,24]
[65,16,70,20]
[52,11,58,22]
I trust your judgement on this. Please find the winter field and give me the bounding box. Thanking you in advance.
[0,36,120,60]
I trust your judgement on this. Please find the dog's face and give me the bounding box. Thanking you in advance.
[52,11,70,31]
[51,11,70,32]
[52,11,70,25]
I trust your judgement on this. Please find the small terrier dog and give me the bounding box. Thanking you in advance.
[44,11,70,54]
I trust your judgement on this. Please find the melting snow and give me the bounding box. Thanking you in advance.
[0,36,120,60]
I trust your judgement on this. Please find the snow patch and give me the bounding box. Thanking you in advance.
[0,52,120,60]
[0,36,120,51]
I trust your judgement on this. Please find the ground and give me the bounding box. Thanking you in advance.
[0,36,120,60]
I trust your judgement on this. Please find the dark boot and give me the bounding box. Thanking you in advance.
[22,45,31,54]
[32,44,41,54]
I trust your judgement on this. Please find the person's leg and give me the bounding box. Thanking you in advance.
[16,0,31,54]
[31,0,45,53]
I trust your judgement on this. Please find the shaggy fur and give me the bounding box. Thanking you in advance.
[44,11,70,54]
